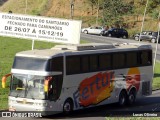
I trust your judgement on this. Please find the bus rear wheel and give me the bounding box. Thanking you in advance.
[118,90,127,106]
[127,89,136,105]
[63,99,73,114]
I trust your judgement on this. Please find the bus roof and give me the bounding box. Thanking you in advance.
[15,43,152,58]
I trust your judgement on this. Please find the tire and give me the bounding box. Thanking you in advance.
[118,90,127,106]
[100,33,103,36]
[134,36,139,41]
[63,99,73,114]
[127,89,136,105]
[122,35,127,39]
[151,38,156,43]
[108,33,112,37]
[84,30,88,34]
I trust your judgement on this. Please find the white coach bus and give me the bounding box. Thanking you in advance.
[2,43,153,115]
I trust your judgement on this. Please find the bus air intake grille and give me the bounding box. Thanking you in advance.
[142,81,150,95]
[17,101,34,105]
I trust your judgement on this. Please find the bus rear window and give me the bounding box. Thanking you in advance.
[13,56,48,71]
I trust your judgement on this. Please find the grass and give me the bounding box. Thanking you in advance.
[0,36,160,111]
[153,61,160,90]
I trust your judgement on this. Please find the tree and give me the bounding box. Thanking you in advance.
[87,0,104,25]
[148,0,160,19]
[102,0,133,27]
[87,0,95,15]
[148,0,160,11]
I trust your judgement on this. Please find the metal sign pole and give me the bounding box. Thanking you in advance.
[32,39,35,50]
[70,0,74,19]
[153,12,160,73]
[25,0,28,14]
[139,0,149,42]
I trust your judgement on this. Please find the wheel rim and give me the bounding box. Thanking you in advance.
[123,35,126,39]
[108,34,112,37]
[120,96,125,105]
[135,37,139,41]
[119,92,126,106]
[84,30,88,34]
[64,102,71,112]
[129,94,135,103]
[151,39,156,43]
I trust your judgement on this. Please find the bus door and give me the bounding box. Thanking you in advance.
[46,75,63,101]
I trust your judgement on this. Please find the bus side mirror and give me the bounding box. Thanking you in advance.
[2,73,11,88]
[44,76,53,92]
[44,80,49,92]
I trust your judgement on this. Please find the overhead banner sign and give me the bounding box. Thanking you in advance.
[0,12,82,44]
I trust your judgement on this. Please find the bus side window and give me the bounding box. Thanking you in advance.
[126,52,138,67]
[113,53,125,69]
[48,56,63,72]
[99,54,111,70]
[81,56,89,73]
[66,56,81,74]
[140,51,152,65]
[89,55,98,71]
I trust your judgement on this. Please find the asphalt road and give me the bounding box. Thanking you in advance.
[80,33,160,61]
[0,90,160,120]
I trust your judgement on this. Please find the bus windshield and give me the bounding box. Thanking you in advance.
[10,74,46,100]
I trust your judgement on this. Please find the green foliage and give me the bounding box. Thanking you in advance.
[87,0,104,7]
[151,10,159,19]
[147,0,160,19]
[31,9,41,15]
[85,0,159,36]
[148,0,160,12]
[153,61,160,90]
[0,0,48,15]
[87,0,96,5]
[101,0,133,27]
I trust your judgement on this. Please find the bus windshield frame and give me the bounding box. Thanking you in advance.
[10,74,46,100]
[12,56,49,71]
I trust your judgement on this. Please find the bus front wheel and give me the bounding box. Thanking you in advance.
[118,90,127,106]
[63,99,73,114]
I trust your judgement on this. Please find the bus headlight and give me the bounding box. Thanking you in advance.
[10,100,16,104]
